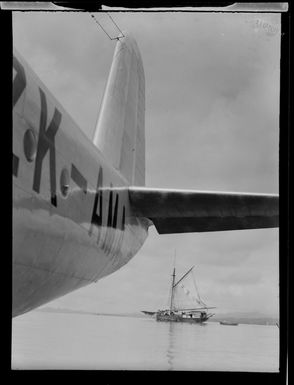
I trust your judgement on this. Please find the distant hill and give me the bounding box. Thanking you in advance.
[37,307,278,325]
[37,307,146,319]
[210,312,279,326]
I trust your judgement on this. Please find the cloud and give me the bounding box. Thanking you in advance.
[216,269,262,286]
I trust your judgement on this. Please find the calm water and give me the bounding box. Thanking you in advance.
[12,310,279,371]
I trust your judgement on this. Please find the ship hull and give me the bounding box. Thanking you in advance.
[156,313,209,324]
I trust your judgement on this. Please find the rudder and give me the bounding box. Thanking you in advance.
[93,34,145,186]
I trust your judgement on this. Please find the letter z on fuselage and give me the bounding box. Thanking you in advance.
[12,35,279,317]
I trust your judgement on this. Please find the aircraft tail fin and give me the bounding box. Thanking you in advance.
[93,34,145,186]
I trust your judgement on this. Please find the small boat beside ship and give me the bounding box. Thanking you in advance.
[152,266,215,324]
[219,321,239,326]
[141,311,156,316]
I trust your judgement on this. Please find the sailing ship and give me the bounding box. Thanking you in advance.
[155,266,215,324]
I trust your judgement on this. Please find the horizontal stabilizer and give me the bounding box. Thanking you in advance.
[128,187,279,234]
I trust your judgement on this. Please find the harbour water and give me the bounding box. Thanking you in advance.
[12,310,279,371]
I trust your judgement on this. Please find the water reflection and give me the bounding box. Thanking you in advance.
[166,322,176,370]
[166,321,208,370]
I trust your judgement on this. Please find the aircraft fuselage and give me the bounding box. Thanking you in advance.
[12,51,148,317]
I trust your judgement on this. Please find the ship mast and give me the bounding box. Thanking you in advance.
[174,266,194,288]
[169,267,176,311]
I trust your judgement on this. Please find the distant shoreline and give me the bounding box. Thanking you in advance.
[36,307,279,326]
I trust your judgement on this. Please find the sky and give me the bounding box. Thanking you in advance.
[13,11,280,316]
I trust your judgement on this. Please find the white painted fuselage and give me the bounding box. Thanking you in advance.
[13,48,148,317]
